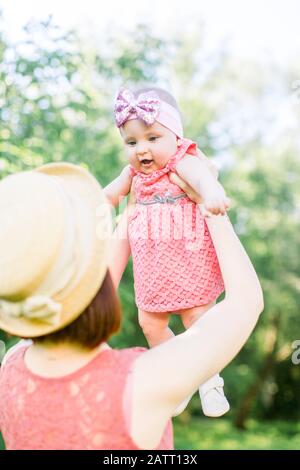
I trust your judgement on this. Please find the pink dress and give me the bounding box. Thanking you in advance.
[0,345,173,450]
[129,138,224,312]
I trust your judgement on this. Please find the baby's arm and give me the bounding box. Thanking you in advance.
[196,148,219,179]
[176,153,230,216]
[103,165,132,208]
[108,179,136,288]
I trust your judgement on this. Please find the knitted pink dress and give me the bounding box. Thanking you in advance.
[129,138,224,312]
[0,345,173,450]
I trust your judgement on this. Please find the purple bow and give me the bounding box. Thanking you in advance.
[114,89,161,127]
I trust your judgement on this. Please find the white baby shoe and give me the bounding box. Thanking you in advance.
[199,374,230,417]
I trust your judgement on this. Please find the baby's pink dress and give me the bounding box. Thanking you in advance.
[0,345,173,450]
[129,138,224,313]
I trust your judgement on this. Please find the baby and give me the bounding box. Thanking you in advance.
[105,87,230,417]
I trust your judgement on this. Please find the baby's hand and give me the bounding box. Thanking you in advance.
[200,180,230,217]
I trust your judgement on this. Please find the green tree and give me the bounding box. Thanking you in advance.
[0,17,169,356]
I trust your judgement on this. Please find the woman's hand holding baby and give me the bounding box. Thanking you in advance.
[200,179,230,216]
[171,154,231,217]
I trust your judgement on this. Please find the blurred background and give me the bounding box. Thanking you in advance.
[0,0,299,450]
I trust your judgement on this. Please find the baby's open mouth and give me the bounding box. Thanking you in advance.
[140,159,153,166]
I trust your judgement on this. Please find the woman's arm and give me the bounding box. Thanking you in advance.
[131,214,263,448]
[1,339,33,367]
[108,208,131,289]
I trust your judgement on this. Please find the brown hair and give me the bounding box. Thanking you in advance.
[35,270,121,348]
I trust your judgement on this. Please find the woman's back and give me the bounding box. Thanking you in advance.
[0,345,173,450]
[0,162,263,451]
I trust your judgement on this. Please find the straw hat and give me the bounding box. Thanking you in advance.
[0,163,112,337]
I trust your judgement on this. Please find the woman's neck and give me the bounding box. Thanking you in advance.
[24,341,110,378]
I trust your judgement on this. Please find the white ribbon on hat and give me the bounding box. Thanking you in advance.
[0,296,61,325]
[0,177,80,327]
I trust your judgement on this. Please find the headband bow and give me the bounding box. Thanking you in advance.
[114,89,161,127]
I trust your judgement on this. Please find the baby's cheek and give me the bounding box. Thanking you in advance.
[154,150,170,166]
[129,158,141,172]
[128,153,136,165]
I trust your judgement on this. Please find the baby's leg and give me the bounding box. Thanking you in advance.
[180,301,216,330]
[138,309,173,348]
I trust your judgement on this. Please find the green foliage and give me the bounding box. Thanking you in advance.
[174,417,300,450]
[0,431,4,450]
[1,416,298,450]
[0,19,169,184]
[221,142,300,420]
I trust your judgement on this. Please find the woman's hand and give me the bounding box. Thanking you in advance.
[200,179,231,216]
[169,172,231,217]
[169,172,203,203]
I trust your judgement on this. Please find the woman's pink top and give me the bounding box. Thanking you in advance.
[129,138,224,312]
[0,345,173,450]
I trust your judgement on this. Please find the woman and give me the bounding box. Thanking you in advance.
[0,162,263,450]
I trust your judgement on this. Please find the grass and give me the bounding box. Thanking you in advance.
[174,416,300,450]
[0,433,4,450]
[1,418,299,450]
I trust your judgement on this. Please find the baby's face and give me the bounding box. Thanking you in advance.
[120,119,179,174]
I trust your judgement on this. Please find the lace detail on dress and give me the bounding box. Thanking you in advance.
[0,345,173,450]
[128,138,224,312]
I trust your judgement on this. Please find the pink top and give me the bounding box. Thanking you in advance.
[0,345,173,450]
[129,138,224,312]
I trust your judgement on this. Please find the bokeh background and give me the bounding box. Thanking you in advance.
[0,0,299,450]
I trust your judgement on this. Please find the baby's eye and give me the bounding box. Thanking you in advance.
[149,136,158,142]
[127,141,136,146]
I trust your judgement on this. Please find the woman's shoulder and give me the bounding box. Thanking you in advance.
[0,343,147,382]
[86,346,147,374]
[0,339,32,368]
[111,346,147,364]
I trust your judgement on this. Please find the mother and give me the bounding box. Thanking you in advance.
[0,162,263,450]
